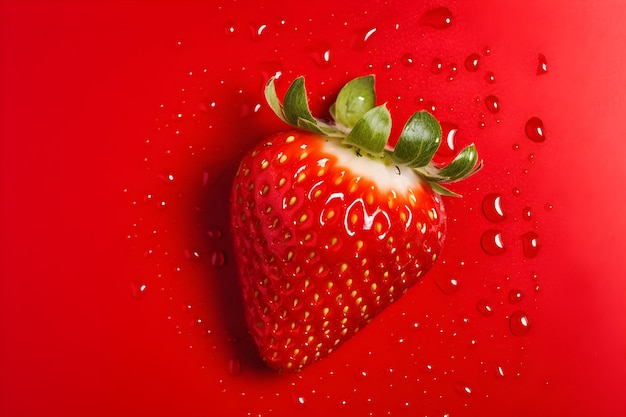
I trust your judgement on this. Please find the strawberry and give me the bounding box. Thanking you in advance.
[229,75,481,372]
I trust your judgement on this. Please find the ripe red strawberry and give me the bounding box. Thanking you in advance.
[230,75,481,371]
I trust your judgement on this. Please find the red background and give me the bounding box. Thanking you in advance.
[1,1,625,416]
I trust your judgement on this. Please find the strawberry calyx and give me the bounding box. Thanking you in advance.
[265,75,482,196]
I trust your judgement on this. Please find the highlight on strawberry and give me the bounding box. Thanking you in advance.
[229,75,482,371]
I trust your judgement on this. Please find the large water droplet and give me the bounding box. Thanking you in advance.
[249,22,268,40]
[521,231,540,258]
[419,7,453,29]
[537,53,548,75]
[464,53,480,72]
[210,250,226,267]
[509,311,531,336]
[525,117,546,142]
[481,229,505,255]
[484,95,500,113]
[353,26,378,50]
[433,271,459,294]
[291,393,306,407]
[482,193,505,223]
[436,122,458,157]
[522,206,533,221]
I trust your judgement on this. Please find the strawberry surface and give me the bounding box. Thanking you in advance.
[231,130,445,370]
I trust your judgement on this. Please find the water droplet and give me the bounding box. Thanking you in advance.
[508,289,524,304]
[430,58,444,74]
[522,206,533,221]
[249,22,268,40]
[464,53,480,72]
[353,26,378,50]
[184,248,202,261]
[131,281,148,299]
[355,370,368,380]
[207,228,223,239]
[437,122,458,157]
[308,42,332,68]
[476,299,494,316]
[521,231,540,258]
[525,117,545,142]
[537,53,548,75]
[454,383,473,397]
[228,358,242,376]
[210,250,226,267]
[482,193,505,223]
[509,311,531,336]
[433,271,459,294]
[419,7,453,29]
[484,95,500,113]
[495,364,506,378]
[481,229,505,255]
[224,23,236,37]
[401,53,415,66]
[291,393,306,407]
[485,71,496,83]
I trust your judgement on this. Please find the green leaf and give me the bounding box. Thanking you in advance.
[283,76,317,126]
[297,118,345,137]
[264,77,287,123]
[428,181,461,197]
[437,144,480,181]
[342,104,391,155]
[333,75,376,128]
[390,110,441,167]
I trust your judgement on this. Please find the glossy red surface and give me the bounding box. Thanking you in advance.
[1,1,625,416]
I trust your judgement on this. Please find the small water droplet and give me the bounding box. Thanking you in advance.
[436,122,458,157]
[224,23,236,37]
[291,393,306,407]
[481,229,505,255]
[537,53,548,75]
[476,299,494,316]
[508,289,524,304]
[495,364,506,378]
[521,231,540,258]
[355,370,368,380]
[433,271,459,294]
[522,206,533,221]
[484,95,500,113]
[228,358,242,376]
[454,383,473,397]
[430,58,444,74]
[482,193,506,223]
[308,42,332,68]
[512,187,521,197]
[464,53,480,72]
[419,7,453,29]
[131,281,148,299]
[509,310,531,336]
[184,248,202,261]
[401,53,415,66]
[210,250,226,267]
[525,117,546,142]
[485,71,496,83]
[207,228,224,239]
